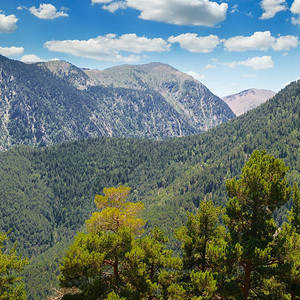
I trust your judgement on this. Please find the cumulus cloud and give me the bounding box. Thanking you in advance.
[291,0,300,25]
[272,35,299,50]
[0,12,18,33]
[260,0,287,19]
[93,0,228,27]
[44,34,170,62]
[0,46,24,56]
[29,4,68,20]
[21,54,44,63]
[224,31,298,52]
[187,71,205,81]
[224,31,275,52]
[168,33,220,53]
[222,56,274,70]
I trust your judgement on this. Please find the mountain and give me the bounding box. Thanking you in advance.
[0,78,298,298]
[221,88,276,116]
[83,63,234,131]
[0,55,235,150]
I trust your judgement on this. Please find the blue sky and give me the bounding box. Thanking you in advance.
[0,0,299,96]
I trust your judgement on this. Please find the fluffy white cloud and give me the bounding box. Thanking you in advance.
[224,31,298,52]
[0,46,24,56]
[168,34,220,53]
[291,0,300,14]
[224,31,275,52]
[272,35,299,50]
[187,71,205,81]
[0,12,18,33]
[93,0,228,27]
[29,4,68,20]
[223,56,274,70]
[260,0,287,19]
[44,34,170,62]
[291,0,300,25]
[21,54,44,63]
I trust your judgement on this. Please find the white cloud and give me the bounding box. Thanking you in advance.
[205,64,216,69]
[224,31,275,52]
[224,31,299,52]
[21,54,44,63]
[187,71,205,81]
[222,56,274,70]
[272,35,299,50]
[291,0,300,14]
[29,4,68,20]
[93,0,228,27]
[260,0,287,19]
[0,46,24,56]
[238,56,274,70]
[102,2,127,13]
[44,34,170,62]
[168,33,220,53]
[291,0,300,25]
[0,12,18,33]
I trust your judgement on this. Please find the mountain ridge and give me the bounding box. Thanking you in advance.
[0,55,235,150]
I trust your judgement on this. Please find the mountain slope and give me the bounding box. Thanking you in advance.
[0,56,235,150]
[0,79,299,299]
[84,62,235,131]
[222,88,276,116]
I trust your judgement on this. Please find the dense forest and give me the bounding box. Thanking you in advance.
[3,151,299,299]
[0,79,299,298]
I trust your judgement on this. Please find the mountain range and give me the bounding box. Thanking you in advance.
[0,55,235,150]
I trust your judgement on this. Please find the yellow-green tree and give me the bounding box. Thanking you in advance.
[0,232,29,300]
[59,186,179,299]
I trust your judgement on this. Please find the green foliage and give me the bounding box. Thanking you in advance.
[0,79,299,298]
[0,232,29,299]
[224,150,292,299]
[59,187,179,299]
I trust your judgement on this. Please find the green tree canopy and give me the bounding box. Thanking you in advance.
[0,232,29,299]
[225,149,292,299]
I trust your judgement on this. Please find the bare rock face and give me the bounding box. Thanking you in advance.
[222,89,276,116]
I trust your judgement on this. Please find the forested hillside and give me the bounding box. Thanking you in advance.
[0,78,298,298]
[0,55,235,150]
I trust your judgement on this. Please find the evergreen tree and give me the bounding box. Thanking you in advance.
[175,200,226,299]
[224,150,291,299]
[0,232,29,299]
[59,186,179,299]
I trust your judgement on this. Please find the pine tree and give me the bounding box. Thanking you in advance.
[175,200,226,298]
[224,150,291,299]
[59,186,144,299]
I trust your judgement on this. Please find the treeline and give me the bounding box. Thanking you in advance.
[55,151,300,299]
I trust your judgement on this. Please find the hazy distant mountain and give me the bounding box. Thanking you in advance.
[222,88,276,116]
[0,55,235,150]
